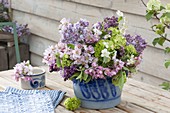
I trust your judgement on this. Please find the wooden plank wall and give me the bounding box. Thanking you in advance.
[11,0,170,87]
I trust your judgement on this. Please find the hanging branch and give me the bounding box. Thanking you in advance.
[141,0,170,43]
[141,0,147,7]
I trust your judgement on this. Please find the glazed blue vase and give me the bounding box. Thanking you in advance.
[21,67,46,89]
[73,78,121,109]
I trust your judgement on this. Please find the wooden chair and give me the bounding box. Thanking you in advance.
[0,22,21,63]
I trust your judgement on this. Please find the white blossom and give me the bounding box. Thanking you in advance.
[93,28,102,36]
[103,34,111,39]
[116,10,124,17]
[101,49,110,58]
[103,42,109,48]
[127,55,135,65]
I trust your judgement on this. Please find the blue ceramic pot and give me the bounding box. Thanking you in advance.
[73,78,121,109]
[21,67,46,89]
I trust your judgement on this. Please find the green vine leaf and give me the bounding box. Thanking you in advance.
[158,37,165,46]
[160,82,170,90]
[152,37,165,46]
[165,47,170,53]
[165,60,170,68]
[146,11,154,21]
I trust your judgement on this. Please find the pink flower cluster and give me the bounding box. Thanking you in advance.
[13,61,33,81]
[85,59,124,79]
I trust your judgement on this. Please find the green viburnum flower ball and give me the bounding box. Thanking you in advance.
[64,97,81,111]
[125,45,137,55]
[147,0,161,11]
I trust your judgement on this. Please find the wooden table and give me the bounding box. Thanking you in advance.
[0,67,170,113]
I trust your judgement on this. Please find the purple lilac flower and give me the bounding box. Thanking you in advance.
[62,65,77,81]
[0,0,9,8]
[93,22,102,30]
[125,34,147,54]
[85,66,105,79]
[2,22,30,37]
[59,18,90,44]
[104,59,124,77]
[69,44,95,68]
[49,63,61,72]
[84,32,100,44]
[103,16,119,30]
[13,60,33,81]
[134,54,142,66]
[118,46,125,56]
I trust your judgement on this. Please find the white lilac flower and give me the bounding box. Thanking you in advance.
[116,10,124,17]
[147,0,161,11]
[72,46,81,59]
[101,49,110,58]
[120,17,127,35]
[60,18,70,25]
[103,34,111,39]
[127,55,135,65]
[42,45,57,66]
[93,28,102,36]
[112,51,117,60]
[103,42,109,48]
[13,60,33,81]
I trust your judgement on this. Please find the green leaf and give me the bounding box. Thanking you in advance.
[165,60,170,68]
[164,12,170,18]
[123,67,129,71]
[83,73,89,81]
[103,57,111,64]
[56,55,61,67]
[76,71,83,81]
[129,67,136,73]
[159,82,170,90]
[152,38,159,46]
[145,11,154,21]
[112,71,127,90]
[152,37,165,46]
[85,76,92,83]
[165,47,170,53]
[160,6,165,10]
[67,44,75,49]
[158,37,165,46]
[69,72,80,80]
[118,16,123,22]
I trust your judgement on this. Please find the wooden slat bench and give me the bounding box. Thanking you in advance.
[0,67,170,113]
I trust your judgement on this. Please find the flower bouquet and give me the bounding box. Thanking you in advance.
[43,10,146,109]
[13,60,46,89]
[0,0,30,45]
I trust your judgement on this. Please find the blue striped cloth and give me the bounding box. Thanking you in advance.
[0,87,66,113]
[0,91,55,113]
[5,87,66,108]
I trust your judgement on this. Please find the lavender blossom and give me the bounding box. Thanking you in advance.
[85,66,105,79]
[103,16,119,30]
[62,65,77,81]
[1,22,30,37]
[59,18,90,44]
[0,0,9,8]
[125,34,147,54]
